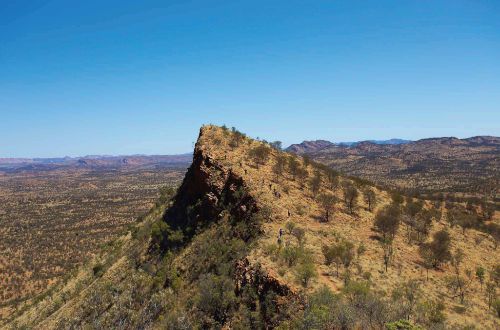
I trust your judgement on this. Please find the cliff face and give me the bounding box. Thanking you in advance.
[165,129,258,236]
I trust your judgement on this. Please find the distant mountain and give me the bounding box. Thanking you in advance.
[0,154,192,172]
[285,140,334,154]
[285,138,411,154]
[289,135,500,197]
[337,138,411,147]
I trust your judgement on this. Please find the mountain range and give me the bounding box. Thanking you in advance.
[287,136,499,199]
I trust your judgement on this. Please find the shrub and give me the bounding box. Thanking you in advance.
[249,144,271,166]
[281,245,302,267]
[493,298,500,318]
[419,230,451,269]
[295,259,317,287]
[285,221,296,235]
[92,263,105,277]
[291,227,306,246]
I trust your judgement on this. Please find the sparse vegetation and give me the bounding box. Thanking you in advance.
[3,125,498,329]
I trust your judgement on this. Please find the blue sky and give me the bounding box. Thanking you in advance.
[1,0,499,157]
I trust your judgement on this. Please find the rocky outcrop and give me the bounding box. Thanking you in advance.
[165,126,300,319]
[235,258,296,298]
[164,127,258,236]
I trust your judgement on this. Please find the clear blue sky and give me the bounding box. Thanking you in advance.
[1,0,499,157]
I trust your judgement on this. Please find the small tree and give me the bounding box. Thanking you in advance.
[322,240,354,279]
[340,241,355,284]
[326,169,340,190]
[447,249,468,303]
[285,221,296,235]
[272,154,288,180]
[485,282,496,309]
[380,237,394,272]
[317,192,337,222]
[295,258,317,287]
[249,144,271,167]
[492,264,500,287]
[288,157,301,179]
[296,167,309,188]
[309,171,322,198]
[374,204,401,240]
[419,230,451,269]
[292,227,306,246]
[414,210,434,243]
[270,141,282,150]
[343,184,359,215]
[391,192,404,205]
[392,279,422,321]
[302,155,311,168]
[476,266,485,289]
[363,188,377,212]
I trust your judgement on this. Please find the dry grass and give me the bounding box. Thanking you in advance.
[0,167,185,319]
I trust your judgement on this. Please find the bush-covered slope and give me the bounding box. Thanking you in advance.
[5,125,499,329]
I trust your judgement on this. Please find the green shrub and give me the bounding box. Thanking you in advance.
[295,258,317,287]
[92,263,105,277]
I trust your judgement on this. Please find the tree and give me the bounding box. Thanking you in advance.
[322,240,354,279]
[363,188,377,212]
[272,154,287,180]
[340,241,355,284]
[343,184,359,215]
[296,167,309,188]
[413,210,434,243]
[302,155,311,168]
[374,204,401,240]
[416,299,446,327]
[285,221,296,235]
[380,237,394,272]
[326,169,340,190]
[485,282,496,310]
[309,171,322,197]
[391,192,404,205]
[295,258,317,287]
[317,193,337,222]
[288,157,301,180]
[270,141,282,150]
[476,266,485,289]
[419,230,451,269]
[493,298,500,318]
[447,249,468,303]
[491,264,500,287]
[249,144,271,167]
[392,279,422,321]
[292,227,306,246]
[229,128,246,148]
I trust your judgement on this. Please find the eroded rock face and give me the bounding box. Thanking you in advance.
[235,258,296,298]
[164,128,258,236]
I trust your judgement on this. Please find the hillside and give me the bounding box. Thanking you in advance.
[289,136,499,201]
[4,125,499,329]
